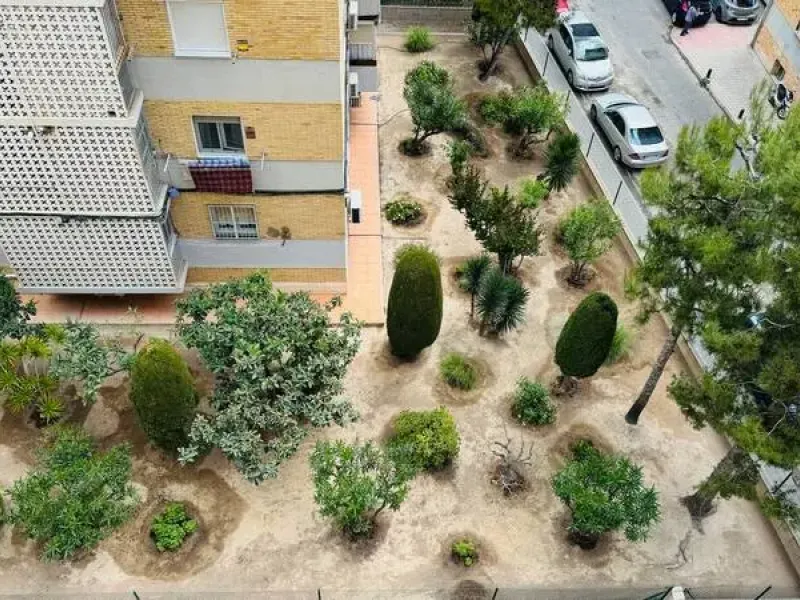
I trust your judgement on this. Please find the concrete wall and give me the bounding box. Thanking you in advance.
[380,6,472,30]
[185,267,347,285]
[351,65,380,92]
[178,239,347,269]
[131,58,342,103]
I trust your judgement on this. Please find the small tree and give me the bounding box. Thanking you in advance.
[387,245,443,358]
[552,441,660,549]
[388,407,460,473]
[0,274,36,340]
[310,440,410,537]
[458,254,492,317]
[175,272,361,484]
[544,131,581,192]
[131,339,198,454]
[7,428,137,560]
[555,292,618,392]
[476,267,529,335]
[470,0,556,81]
[558,201,621,285]
[402,62,466,155]
[480,87,563,156]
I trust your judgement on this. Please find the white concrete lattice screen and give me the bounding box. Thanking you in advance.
[0,122,159,214]
[0,217,178,290]
[0,4,127,119]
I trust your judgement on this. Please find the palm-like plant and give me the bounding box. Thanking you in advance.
[0,336,63,423]
[476,267,529,335]
[494,277,529,334]
[544,131,580,192]
[459,254,492,317]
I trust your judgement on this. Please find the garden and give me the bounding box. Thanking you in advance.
[0,9,797,596]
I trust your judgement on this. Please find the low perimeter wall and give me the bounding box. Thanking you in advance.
[380,6,472,30]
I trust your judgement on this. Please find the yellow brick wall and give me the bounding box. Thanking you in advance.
[117,0,341,61]
[776,0,800,28]
[186,267,346,284]
[144,101,343,161]
[755,26,800,93]
[172,193,345,240]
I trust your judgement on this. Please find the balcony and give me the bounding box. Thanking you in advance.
[350,22,378,64]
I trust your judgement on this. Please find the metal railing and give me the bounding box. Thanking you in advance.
[100,0,126,68]
[380,0,470,5]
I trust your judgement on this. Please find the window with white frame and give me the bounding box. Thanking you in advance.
[209,205,259,240]
[193,117,245,154]
[167,0,230,58]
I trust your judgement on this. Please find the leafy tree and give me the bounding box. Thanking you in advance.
[0,274,36,340]
[623,116,765,425]
[387,245,443,358]
[175,272,361,484]
[130,339,198,453]
[555,292,618,392]
[402,61,466,155]
[447,165,541,273]
[558,201,621,285]
[552,441,660,549]
[310,440,410,537]
[458,254,492,317]
[476,267,529,335]
[544,131,581,192]
[7,427,137,560]
[470,0,556,81]
[388,407,460,473]
[481,86,563,156]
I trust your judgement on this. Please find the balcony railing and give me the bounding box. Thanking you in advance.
[134,117,168,210]
[100,0,127,68]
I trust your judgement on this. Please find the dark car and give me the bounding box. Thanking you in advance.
[662,0,713,26]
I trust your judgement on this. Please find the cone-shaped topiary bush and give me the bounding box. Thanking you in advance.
[387,245,443,358]
[130,339,198,453]
[555,292,618,379]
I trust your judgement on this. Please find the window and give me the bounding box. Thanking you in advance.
[772,60,786,80]
[208,205,258,240]
[607,111,626,135]
[167,1,230,58]
[193,117,245,154]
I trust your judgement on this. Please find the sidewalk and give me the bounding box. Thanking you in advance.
[671,21,769,122]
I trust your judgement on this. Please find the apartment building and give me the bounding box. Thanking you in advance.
[0,0,378,294]
[754,0,800,92]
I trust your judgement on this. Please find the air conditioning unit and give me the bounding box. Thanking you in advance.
[348,72,361,107]
[347,1,359,30]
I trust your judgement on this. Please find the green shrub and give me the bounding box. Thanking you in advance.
[555,292,618,379]
[7,428,137,561]
[388,407,460,472]
[387,245,443,358]
[605,324,632,365]
[512,377,555,425]
[519,178,549,209]
[440,353,477,390]
[404,26,435,53]
[479,92,514,125]
[150,502,198,552]
[451,538,479,566]
[130,339,198,453]
[384,198,424,225]
[450,120,490,157]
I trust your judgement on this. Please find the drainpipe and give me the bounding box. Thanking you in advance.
[751,0,774,50]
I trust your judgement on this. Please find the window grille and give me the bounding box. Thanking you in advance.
[208,205,258,240]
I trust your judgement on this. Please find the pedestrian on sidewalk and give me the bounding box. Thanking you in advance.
[681,1,697,36]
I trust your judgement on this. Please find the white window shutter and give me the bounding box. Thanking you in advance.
[168,1,230,57]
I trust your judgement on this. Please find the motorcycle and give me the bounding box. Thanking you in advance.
[769,80,794,120]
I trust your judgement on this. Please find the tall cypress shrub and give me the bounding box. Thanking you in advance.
[555,292,618,379]
[387,245,443,358]
[130,339,198,453]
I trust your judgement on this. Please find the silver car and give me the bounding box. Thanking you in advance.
[712,0,759,24]
[547,11,613,92]
[589,94,669,168]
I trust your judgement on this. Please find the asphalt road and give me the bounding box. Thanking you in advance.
[561,0,723,181]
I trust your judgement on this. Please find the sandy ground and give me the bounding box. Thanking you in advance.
[0,36,796,598]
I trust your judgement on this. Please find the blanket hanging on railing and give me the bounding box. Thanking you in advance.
[188,158,253,194]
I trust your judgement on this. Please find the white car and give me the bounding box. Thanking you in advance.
[547,11,613,92]
[589,93,669,169]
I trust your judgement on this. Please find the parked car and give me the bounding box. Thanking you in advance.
[547,11,614,92]
[711,0,760,23]
[662,0,713,26]
[589,94,669,168]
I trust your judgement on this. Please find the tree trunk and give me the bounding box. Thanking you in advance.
[498,251,514,274]
[681,446,742,520]
[567,529,600,550]
[568,262,586,286]
[470,292,475,318]
[625,326,681,425]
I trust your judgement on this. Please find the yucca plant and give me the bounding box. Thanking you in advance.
[458,254,492,317]
[544,131,581,192]
[476,267,529,335]
[0,335,64,425]
[494,276,529,334]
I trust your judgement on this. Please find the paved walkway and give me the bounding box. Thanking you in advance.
[23,95,385,329]
[671,21,770,122]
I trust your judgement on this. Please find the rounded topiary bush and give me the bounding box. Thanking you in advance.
[388,407,460,472]
[387,245,443,358]
[512,377,555,425]
[555,292,618,380]
[130,339,198,453]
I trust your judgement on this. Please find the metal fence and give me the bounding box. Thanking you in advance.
[380,0,471,6]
